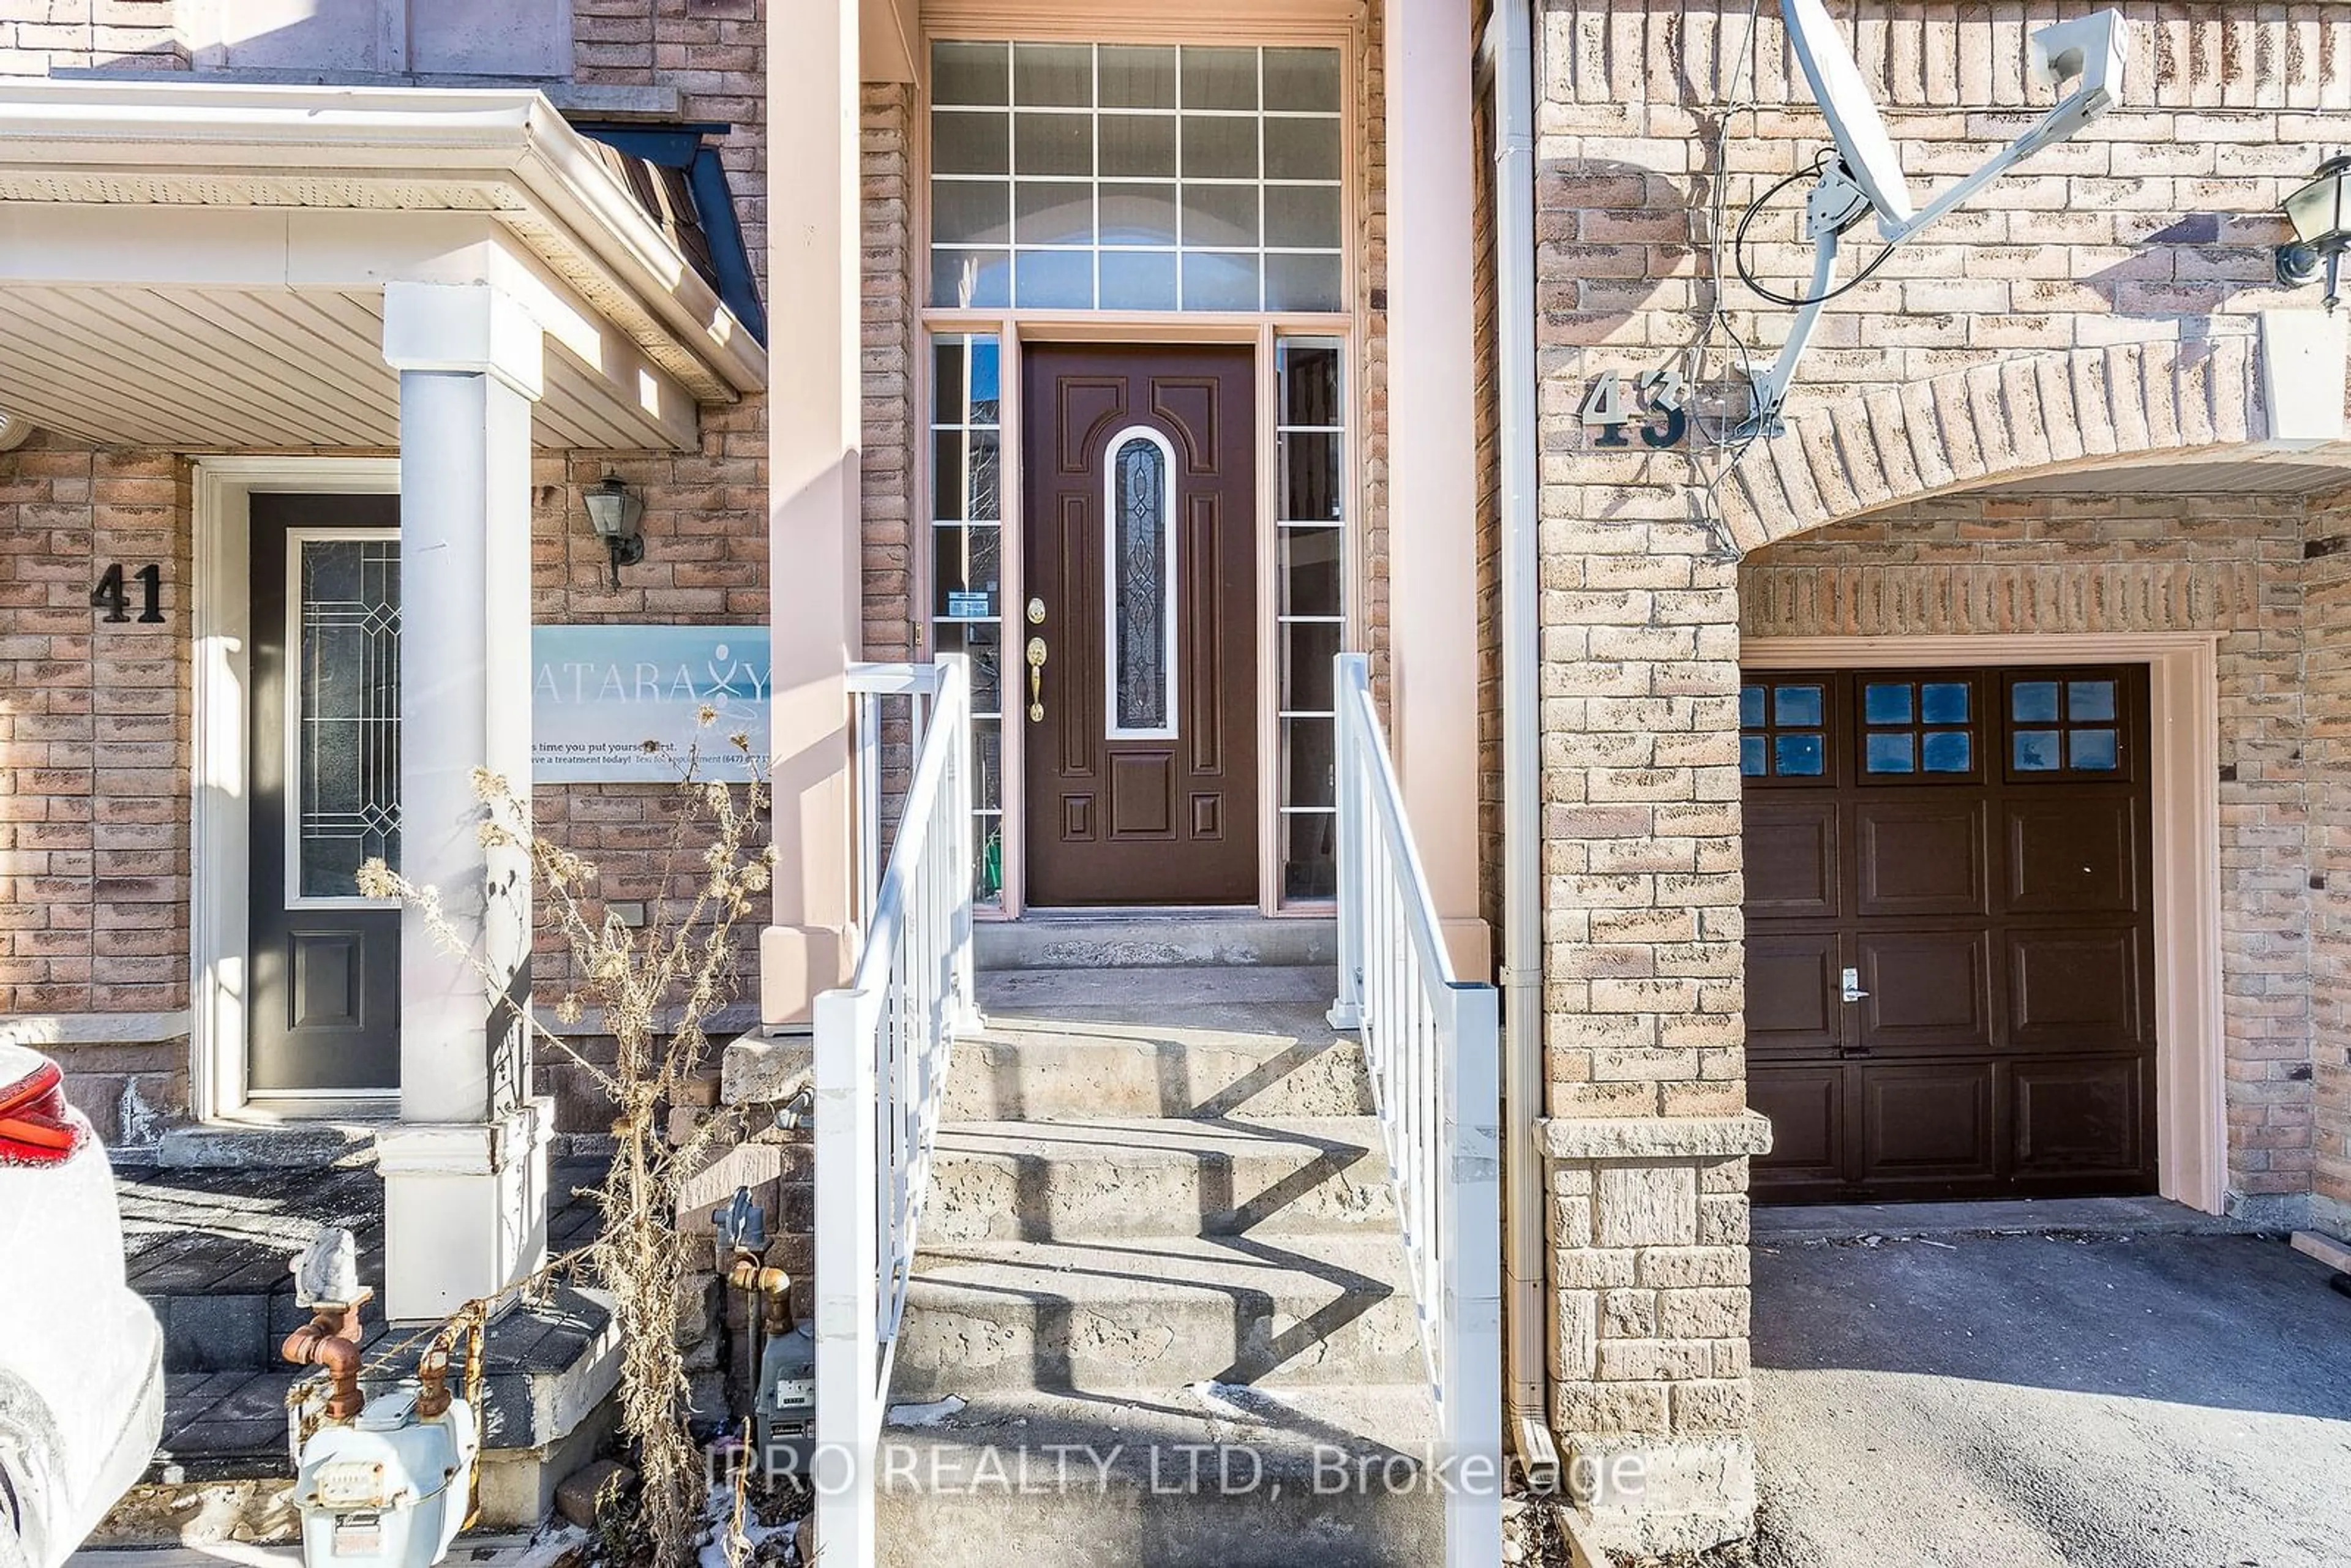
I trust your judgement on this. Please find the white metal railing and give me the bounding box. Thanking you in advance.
[814,655,977,1566]
[1326,652,1504,1568]
[846,660,942,932]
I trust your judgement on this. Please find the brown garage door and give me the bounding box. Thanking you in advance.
[1742,666,2158,1203]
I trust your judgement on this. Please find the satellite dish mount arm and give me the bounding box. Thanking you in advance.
[1742,7,2128,435]
[1739,162,1871,436]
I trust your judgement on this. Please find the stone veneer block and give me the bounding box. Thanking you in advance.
[1594,1165,1698,1247]
[1537,1111,1773,1161]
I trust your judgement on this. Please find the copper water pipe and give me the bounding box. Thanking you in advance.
[282,1295,370,1421]
[412,1301,485,1421]
[726,1259,793,1335]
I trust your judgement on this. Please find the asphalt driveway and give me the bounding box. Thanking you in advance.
[1749,1220,2351,1568]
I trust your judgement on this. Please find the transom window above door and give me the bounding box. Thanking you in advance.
[929,41,1347,312]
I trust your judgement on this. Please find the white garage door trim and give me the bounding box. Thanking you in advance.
[1742,632,2225,1215]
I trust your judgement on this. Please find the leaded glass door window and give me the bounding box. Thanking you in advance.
[1105,427,1177,738]
[287,531,402,903]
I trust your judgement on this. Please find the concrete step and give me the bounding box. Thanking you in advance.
[977,964,1337,1011]
[945,995,1372,1123]
[976,915,1336,971]
[872,1383,1444,1568]
[151,1122,380,1170]
[889,1234,1421,1400]
[924,1117,1395,1244]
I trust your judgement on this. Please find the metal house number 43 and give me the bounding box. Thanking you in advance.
[1580,366,1690,449]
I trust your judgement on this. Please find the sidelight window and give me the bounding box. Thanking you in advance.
[1278,338,1346,898]
[929,332,1007,900]
[1104,427,1178,737]
[928,41,1347,312]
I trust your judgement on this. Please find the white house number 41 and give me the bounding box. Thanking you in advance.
[1579,367,1689,449]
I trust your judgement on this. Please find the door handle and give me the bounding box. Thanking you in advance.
[1026,636,1048,722]
[1840,966,1870,1004]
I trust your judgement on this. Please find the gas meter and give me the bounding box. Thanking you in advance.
[293,1382,478,1568]
[756,1319,816,1469]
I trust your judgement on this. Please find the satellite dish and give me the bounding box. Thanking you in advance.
[1739,6,2130,433]
[1783,0,1913,228]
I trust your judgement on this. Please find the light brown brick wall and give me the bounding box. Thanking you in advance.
[0,438,192,1136]
[862,83,917,671]
[1473,61,1504,940]
[2304,498,2351,1231]
[1359,7,1391,699]
[1528,3,2351,1544]
[0,0,186,74]
[571,0,767,280]
[0,1,781,1142]
[523,396,771,1063]
[1532,0,2351,1167]
[1741,492,2316,1203]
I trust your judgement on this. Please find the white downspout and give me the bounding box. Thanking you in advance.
[1482,0,1558,1485]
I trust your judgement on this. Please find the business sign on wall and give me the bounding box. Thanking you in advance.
[532,625,771,782]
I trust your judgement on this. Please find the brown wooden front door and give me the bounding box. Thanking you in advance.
[1742,665,2158,1202]
[1021,343,1259,906]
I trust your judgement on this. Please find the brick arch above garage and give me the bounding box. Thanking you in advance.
[1712,337,2351,557]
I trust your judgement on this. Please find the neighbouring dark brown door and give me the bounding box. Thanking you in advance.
[1021,343,1258,906]
[1742,666,2158,1202]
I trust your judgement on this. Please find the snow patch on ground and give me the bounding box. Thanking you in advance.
[885,1394,967,1427]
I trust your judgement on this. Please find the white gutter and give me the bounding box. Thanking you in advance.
[1480,0,1558,1486]
[0,80,766,400]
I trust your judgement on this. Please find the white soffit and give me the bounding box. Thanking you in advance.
[1979,448,2351,499]
[0,80,766,450]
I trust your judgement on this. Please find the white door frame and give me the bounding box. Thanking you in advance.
[189,456,401,1122]
[1741,632,2228,1215]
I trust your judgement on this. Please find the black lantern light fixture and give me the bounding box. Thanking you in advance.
[2276,154,2351,310]
[583,475,645,588]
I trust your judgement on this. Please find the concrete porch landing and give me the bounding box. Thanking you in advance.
[97,1158,615,1546]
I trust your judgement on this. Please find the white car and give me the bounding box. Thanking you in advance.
[0,1045,164,1568]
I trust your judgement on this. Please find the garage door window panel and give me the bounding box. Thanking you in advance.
[2006,673,2129,781]
[1859,675,1982,782]
[1742,679,1834,782]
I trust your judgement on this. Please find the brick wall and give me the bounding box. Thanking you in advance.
[2305,495,2351,1233]
[520,0,776,1133]
[0,437,191,1137]
[1359,8,1391,700]
[1527,2,2351,1550]
[523,397,772,1133]
[1473,61,1504,940]
[571,0,766,280]
[1741,490,2315,1206]
[861,84,917,671]
[0,1,185,75]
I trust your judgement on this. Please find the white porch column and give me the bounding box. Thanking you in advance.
[375,280,551,1323]
[1384,0,1491,977]
[760,0,861,1028]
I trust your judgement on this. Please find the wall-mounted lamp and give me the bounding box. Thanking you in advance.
[2276,155,2351,310]
[583,475,645,589]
